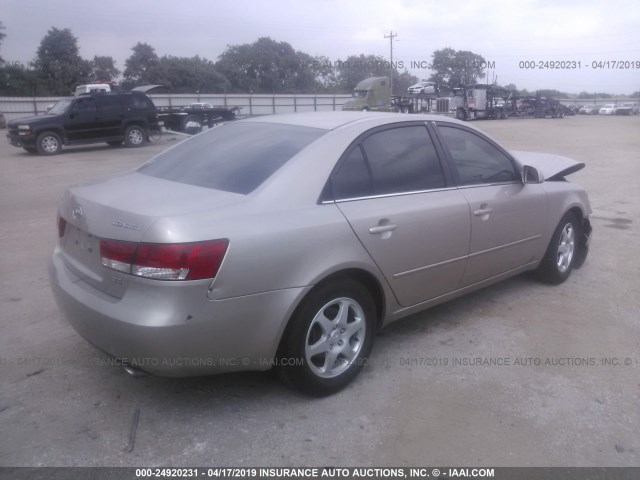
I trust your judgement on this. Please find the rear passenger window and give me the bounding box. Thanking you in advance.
[95,95,122,113]
[332,146,373,199]
[125,94,152,110]
[361,126,445,195]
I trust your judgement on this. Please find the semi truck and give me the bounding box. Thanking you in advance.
[342,76,566,121]
[341,77,447,114]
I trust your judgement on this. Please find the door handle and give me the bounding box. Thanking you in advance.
[473,208,493,216]
[369,224,398,234]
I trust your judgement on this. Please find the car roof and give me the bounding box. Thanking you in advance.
[240,111,466,131]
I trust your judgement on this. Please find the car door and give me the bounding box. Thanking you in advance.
[435,123,547,287]
[330,124,471,307]
[64,97,100,142]
[95,95,124,139]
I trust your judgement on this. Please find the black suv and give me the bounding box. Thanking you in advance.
[7,91,160,155]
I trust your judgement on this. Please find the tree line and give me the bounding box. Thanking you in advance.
[0,26,423,96]
[0,23,638,98]
[0,24,489,96]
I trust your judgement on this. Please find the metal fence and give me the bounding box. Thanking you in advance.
[1,94,637,123]
[0,93,353,122]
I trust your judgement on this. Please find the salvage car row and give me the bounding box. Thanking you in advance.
[577,103,639,115]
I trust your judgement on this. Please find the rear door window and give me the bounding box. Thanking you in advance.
[331,125,446,200]
[95,95,122,113]
[125,94,153,110]
[361,126,445,195]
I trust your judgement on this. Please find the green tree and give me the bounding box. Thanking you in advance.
[216,37,319,93]
[428,48,487,86]
[34,27,91,95]
[395,70,419,95]
[537,89,569,98]
[122,42,159,88]
[306,55,339,92]
[90,55,120,82]
[154,55,229,93]
[0,62,39,95]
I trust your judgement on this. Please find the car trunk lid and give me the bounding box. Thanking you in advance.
[58,171,244,298]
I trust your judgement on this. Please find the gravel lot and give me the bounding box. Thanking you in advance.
[0,116,638,467]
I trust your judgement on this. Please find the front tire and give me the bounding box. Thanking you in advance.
[277,279,376,396]
[535,212,579,284]
[36,131,62,155]
[124,125,146,147]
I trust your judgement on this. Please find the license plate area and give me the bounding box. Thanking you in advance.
[61,225,129,299]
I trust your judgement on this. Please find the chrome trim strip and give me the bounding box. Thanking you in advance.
[390,260,539,317]
[393,255,468,279]
[330,186,459,204]
[468,235,541,259]
[457,181,522,189]
[392,235,540,280]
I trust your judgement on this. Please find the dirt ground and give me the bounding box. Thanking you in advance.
[0,115,638,467]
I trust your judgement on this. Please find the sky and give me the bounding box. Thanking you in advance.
[1,0,639,95]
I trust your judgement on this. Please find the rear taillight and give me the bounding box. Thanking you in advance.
[99,239,229,281]
[58,216,67,238]
[100,239,137,274]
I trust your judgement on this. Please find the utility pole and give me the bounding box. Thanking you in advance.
[384,31,397,95]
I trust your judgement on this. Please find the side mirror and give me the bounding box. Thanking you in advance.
[522,165,544,184]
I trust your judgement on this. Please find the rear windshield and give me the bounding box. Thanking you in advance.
[139,122,326,194]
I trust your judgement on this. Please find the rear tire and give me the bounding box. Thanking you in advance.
[183,115,203,135]
[535,212,579,284]
[277,279,376,396]
[124,125,146,147]
[36,131,62,155]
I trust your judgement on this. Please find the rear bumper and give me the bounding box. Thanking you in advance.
[49,247,310,376]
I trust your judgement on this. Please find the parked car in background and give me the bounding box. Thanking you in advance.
[186,102,215,110]
[49,112,592,396]
[6,91,160,154]
[407,81,437,95]
[599,104,616,115]
[0,111,6,129]
[578,105,597,114]
[566,105,581,115]
[614,103,639,115]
